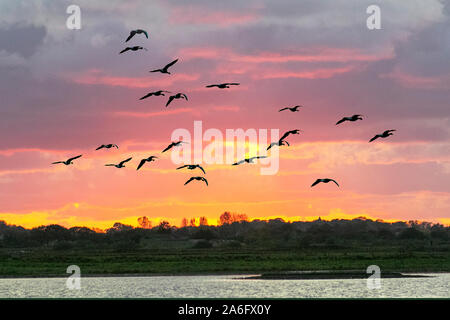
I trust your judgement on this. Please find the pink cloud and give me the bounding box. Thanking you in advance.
[380,69,450,90]
[258,65,358,80]
[69,69,199,88]
[113,108,196,118]
[179,46,394,64]
[212,105,240,112]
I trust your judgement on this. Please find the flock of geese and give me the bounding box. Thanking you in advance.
[52,28,397,188]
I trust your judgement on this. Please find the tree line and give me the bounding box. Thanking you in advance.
[0,212,448,251]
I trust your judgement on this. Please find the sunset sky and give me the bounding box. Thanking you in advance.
[0,0,449,230]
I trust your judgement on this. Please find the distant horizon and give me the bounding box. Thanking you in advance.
[1,213,448,232]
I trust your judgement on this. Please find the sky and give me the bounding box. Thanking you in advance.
[0,0,449,230]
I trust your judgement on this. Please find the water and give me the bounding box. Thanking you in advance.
[0,274,448,298]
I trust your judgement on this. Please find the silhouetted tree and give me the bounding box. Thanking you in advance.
[219,212,232,225]
[137,216,152,229]
[157,220,172,234]
[199,216,208,226]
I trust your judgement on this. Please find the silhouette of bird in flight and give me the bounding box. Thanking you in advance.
[136,156,158,170]
[184,176,208,186]
[177,164,206,174]
[166,93,188,107]
[336,114,363,125]
[139,90,171,100]
[150,59,178,74]
[267,140,290,150]
[162,141,188,153]
[119,46,147,54]
[232,156,267,166]
[52,155,82,165]
[96,144,118,150]
[206,83,240,89]
[125,29,148,42]
[369,130,396,142]
[311,178,340,187]
[105,157,132,168]
[279,129,302,142]
[279,105,303,112]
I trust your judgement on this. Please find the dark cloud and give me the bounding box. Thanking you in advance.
[0,24,46,57]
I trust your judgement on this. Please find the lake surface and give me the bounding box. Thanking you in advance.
[0,273,448,298]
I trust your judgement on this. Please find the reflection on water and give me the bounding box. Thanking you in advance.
[0,273,448,298]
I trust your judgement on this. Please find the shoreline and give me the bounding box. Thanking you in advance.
[0,270,446,280]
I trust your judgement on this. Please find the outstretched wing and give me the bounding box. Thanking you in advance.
[139,92,153,100]
[177,165,188,170]
[150,69,161,73]
[181,93,188,100]
[311,179,321,187]
[119,47,131,54]
[330,179,340,187]
[119,157,132,166]
[136,159,147,171]
[68,155,82,162]
[267,143,276,150]
[226,83,240,86]
[184,177,194,185]
[164,59,178,70]
[198,165,206,174]
[254,156,267,160]
[201,178,208,186]
[369,135,380,142]
[52,161,63,164]
[279,131,291,142]
[138,29,149,38]
[205,84,218,88]
[105,164,115,167]
[384,129,396,134]
[232,159,245,166]
[166,96,175,107]
[162,143,173,153]
[96,145,105,150]
[335,118,346,125]
[125,31,136,42]
[278,108,288,112]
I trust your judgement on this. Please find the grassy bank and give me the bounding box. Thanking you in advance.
[1,246,449,278]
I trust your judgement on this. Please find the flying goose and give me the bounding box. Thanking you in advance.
[369,130,396,142]
[125,29,149,42]
[177,164,206,174]
[136,156,158,170]
[96,144,118,150]
[232,156,267,166]
[166,93,188,107]
[162,141,188,153]
[206,83,240,89]
[311,178,340,187]
[139,90,171,100]
[150,59,178,74]
[184,176,208,186]
[279,129,302,142]
[52,155,82,165]
[336,114,363,125]
[105,157,132,168]
[119,46,147,54]
[279,105,303,112]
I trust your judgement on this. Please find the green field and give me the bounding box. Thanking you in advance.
[1,246,449,277]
